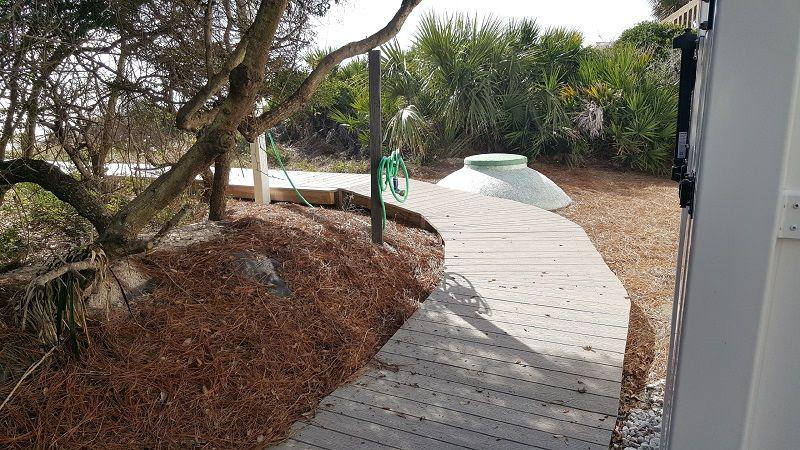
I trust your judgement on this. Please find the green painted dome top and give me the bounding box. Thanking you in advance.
[464,153,528,167]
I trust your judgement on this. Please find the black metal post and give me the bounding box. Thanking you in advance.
[369,49,383,245]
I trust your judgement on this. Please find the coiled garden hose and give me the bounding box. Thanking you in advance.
[377,149,409,226]
[266,133,409,224]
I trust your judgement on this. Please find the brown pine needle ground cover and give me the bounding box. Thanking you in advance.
[0,203,443,448]
[535,162,680,410]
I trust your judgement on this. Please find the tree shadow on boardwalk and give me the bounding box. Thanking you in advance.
[432,271,626,367]
[405,271,630,412]
[276,202,636,447]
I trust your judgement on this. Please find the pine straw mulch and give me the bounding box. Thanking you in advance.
[535,162,680,411]
[0,203,443,448]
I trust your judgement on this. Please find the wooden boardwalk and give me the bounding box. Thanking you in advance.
[236,170,630,449]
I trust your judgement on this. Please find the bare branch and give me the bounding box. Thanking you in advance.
[241,0,422,139]
[175,39,248,132]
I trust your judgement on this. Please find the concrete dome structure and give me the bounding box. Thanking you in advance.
[436,153,572,210]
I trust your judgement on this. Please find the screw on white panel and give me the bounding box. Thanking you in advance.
[791,225,799,232]
[793,203,800,209]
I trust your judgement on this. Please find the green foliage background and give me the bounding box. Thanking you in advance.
[287,17,682,175]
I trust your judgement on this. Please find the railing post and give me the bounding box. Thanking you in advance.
[369,49,383,245]
[250,134,270,204]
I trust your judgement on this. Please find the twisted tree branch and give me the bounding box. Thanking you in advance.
[0,159,112,233]
[240,0,423,140]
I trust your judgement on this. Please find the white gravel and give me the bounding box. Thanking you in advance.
[616,379,665,450]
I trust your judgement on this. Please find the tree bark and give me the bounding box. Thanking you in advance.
[94,45,129,177]
[2,0,422,258]
[208,150,232,220]
[0,159,112,233]
[200,167,215,203]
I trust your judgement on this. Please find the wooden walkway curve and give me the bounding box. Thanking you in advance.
[236,170,630,450]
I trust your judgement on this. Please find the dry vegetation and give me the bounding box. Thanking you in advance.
[0,203,443,447]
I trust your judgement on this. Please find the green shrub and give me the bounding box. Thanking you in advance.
[0,183,93,265]
[615,21,685,61]
[0,226,24,262]
[287,15,681,175]
[328,160,368,173]
[577,45,677,173]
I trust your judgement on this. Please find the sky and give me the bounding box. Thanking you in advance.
[311,0,656,49]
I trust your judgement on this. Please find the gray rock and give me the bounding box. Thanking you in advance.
[614,379,666,450]
[232,252,291,297]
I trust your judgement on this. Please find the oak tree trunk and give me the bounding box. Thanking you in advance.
[208,150,232,220]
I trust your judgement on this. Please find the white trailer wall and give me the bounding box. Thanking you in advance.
[667,0,800,448]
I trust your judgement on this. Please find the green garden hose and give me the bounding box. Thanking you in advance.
[266,133,409,224]
[377,149,409,226]
[267,133,314,208]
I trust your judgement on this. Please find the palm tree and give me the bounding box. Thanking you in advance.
[650,0,691,20]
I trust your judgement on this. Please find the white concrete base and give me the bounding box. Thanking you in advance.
[436,163,572,211]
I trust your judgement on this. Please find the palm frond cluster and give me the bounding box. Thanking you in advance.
[293,16,683,174]
[650,0,692,20]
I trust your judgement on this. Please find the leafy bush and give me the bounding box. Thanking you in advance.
[0,183,92,266]
[577,45,677,173]
[286,15,680,175]
[615,21,686,61]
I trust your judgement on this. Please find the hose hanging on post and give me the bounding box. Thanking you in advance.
[376,149,409,226]
[267,133,409,225]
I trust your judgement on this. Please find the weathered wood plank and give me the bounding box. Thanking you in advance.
[399,321,623,365]
[277,423,394,450]
[359,368,615,432]
[388,329,623,380]
[426,294,630,327]
[372,350,619,415]
[428,287,630,314]
[408,315,627,353]
[416,303,629,340]
[331,386,606,450]
[377,339,621,398]
[344,375,611,445]
[297,409,456,449]
[312,398,492,449]
[263,171,629,448]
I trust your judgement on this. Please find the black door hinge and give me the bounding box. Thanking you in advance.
[678,177,696,214]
